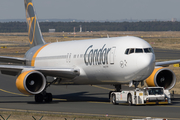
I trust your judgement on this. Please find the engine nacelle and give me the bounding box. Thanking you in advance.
[16,70,46,95]
[146,67,176,90]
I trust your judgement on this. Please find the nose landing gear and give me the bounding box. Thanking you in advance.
[109,85,121,99]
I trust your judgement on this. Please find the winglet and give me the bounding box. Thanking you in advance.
[24,0,46,48]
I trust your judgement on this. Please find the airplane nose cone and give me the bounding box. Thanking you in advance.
[136,54,155,77]
[137,55,153,68]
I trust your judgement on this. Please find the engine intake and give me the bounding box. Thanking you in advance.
[146,67,176,90]
[16,70,46,95]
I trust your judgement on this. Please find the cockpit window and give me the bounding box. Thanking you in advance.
[129,48,134,54]
[135,49,143,53]
[144,48,153,53]
[125,49,129,55]
[125,47,154,55]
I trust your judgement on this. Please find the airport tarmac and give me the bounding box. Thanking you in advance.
[0,48,179,119]
[0,74,179,119]
[154,48,180,60]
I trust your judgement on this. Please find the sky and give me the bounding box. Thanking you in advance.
[0,0,180,21]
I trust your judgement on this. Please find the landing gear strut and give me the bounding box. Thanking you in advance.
[133,81,140,88]
[109,84,122,99]
[114,85,121,92]
[34,78,60,103]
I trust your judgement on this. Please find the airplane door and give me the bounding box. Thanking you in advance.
[66,53,71,63]
[69,53,71,63]
[110,47,116,64]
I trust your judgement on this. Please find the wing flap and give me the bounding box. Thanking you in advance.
[37,68,80,79]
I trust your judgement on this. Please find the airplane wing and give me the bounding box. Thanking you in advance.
[0,65,80,79]
[0,56,26,64]
[155,59,180,67]
[36,68,80,79]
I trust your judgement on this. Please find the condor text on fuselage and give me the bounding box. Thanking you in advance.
[84,44,111,66]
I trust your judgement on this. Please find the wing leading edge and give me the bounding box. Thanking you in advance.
[155,59,180,67]
[0,65,79,79]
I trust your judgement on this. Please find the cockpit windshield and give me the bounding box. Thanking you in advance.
[125,48,154,55]
[135,49,143,53]
[144,48,153,53]
[129,48,134,54]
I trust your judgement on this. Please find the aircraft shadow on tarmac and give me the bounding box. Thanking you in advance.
[53,92,109,102]
[26,91,110,104]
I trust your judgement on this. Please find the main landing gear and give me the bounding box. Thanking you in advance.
[35,92,52,103]
[34,78,60,103]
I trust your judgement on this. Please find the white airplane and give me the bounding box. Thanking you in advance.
[0,0,178,103]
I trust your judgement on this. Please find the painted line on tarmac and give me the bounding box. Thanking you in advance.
[53,98,67,101]
[172,101,180,103]
[87,101,129,105]
[0,88,67,101]
[92,85,114,91]
[0,88,29,97]
[157,105,180,108]
[87,101,110,104]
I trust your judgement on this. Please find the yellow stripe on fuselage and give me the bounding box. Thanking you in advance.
[31,44,49,66]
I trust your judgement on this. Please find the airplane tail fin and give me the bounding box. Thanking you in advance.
[24,0,46,48]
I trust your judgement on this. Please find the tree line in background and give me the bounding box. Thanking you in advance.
[0,21,180,33]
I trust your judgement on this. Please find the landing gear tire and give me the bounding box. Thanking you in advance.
[35,94,43,103]
[112,94,118,105]
[127,94,132,106]
[35,93,52,103]
[44,93,52,103]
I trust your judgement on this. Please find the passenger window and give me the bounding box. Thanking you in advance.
[135,49,143,53]
[125,49,129,55]
[129,48,134,54]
